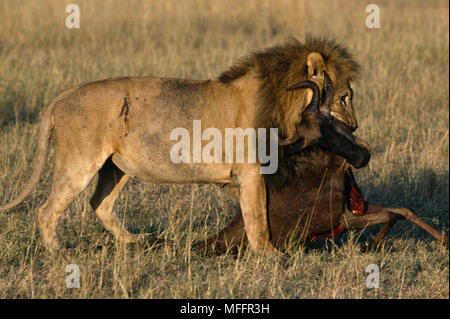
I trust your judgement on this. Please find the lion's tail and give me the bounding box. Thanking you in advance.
[0,103,54,212]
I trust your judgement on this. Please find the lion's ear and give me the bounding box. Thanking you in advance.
[306,52,326,83]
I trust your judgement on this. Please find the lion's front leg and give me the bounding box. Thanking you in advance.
[233,165,279,255]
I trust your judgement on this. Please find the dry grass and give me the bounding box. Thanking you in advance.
[0,0,448,298]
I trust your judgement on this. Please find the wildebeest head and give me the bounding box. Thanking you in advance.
[279,72,370,169]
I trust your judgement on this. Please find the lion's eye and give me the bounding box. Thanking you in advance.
[340,95,347,107]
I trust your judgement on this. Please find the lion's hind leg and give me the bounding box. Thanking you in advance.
[37,151,107,253]
[90,157,138,244]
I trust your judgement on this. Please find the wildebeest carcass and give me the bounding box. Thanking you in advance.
[199,73,448,254]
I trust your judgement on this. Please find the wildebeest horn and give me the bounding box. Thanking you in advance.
[286,80,320,113]
[278,81,321,146]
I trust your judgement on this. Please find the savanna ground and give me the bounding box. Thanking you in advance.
[0,0,448,299]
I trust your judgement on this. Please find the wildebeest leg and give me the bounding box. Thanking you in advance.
[37,151,107,254]
[90,157,138,243]
[385,206,449,247]
[340,204,395,230]
[233,165,279,255]
[367,218,397,250]
[340,204,398,249]
[340,203,449,248]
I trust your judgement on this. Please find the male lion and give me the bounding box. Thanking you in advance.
[0,37,369,255]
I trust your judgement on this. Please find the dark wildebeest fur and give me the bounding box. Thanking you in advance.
[199,147,448,254]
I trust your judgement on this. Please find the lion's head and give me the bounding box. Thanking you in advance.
[218,36,360,139]
[218,36,366,175]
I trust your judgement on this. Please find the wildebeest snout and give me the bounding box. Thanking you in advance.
[317,118,371,169]
[350,144,370,168]
[349,136,371,168]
